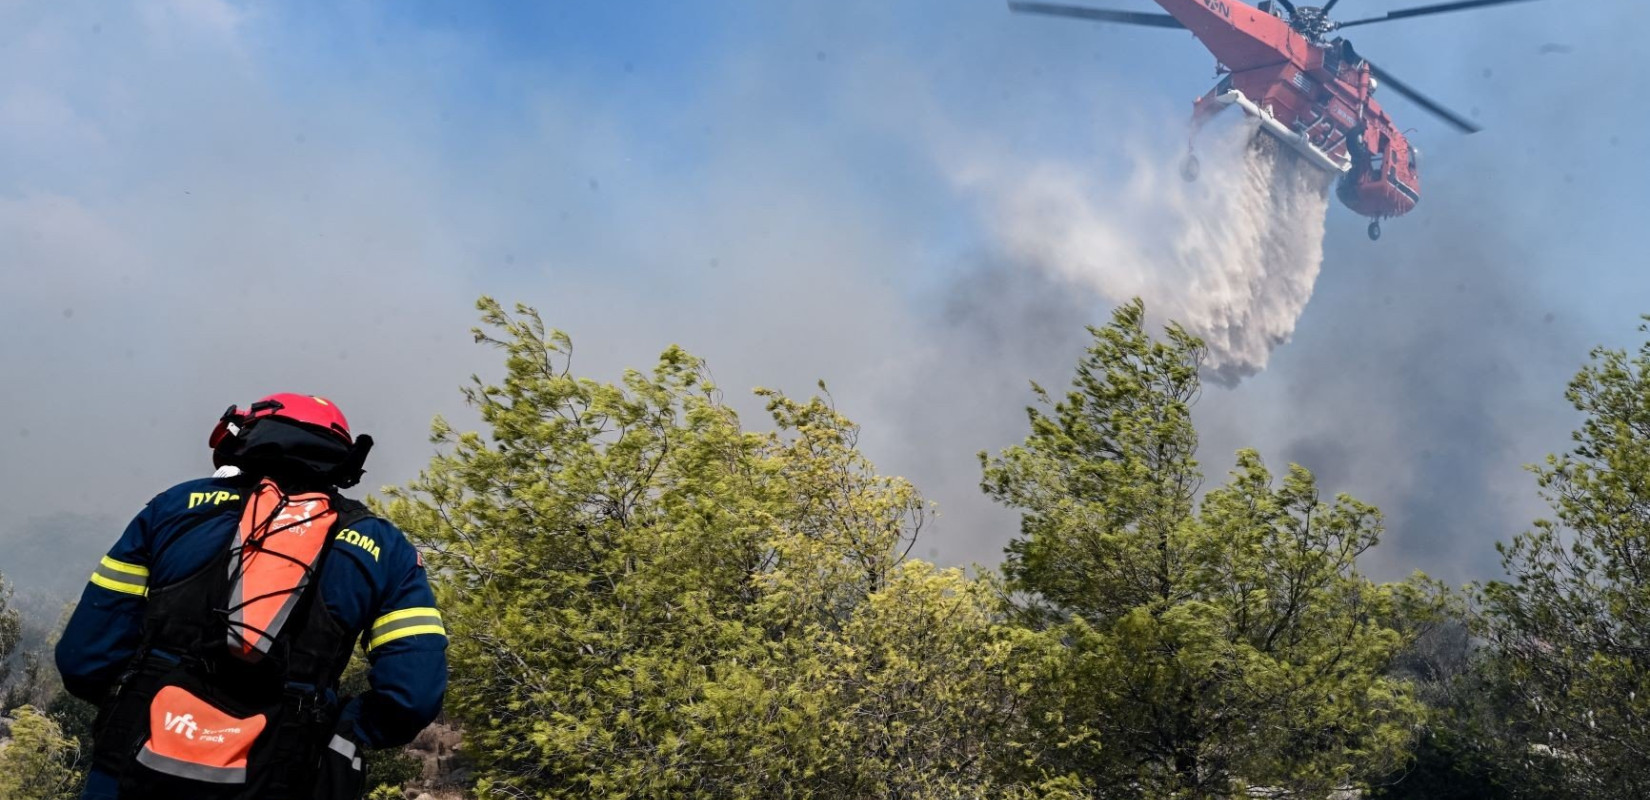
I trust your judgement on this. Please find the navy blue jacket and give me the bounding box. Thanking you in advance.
[55,475,448,750]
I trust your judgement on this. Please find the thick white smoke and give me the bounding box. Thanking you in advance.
[959,114,1335,382]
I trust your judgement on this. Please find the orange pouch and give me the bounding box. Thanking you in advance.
[134,685,267,785]
[227,479,335,659]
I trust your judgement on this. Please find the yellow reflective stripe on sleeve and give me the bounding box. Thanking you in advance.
[89,556,149,596]
[368,624,447,651]
[90,571,148,597]
[100,556,149,577]
[373,606,442,627]
[367,607,445,651]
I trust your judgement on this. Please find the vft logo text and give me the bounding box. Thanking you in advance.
[1204,0,1231,17]
[164,712,199,740]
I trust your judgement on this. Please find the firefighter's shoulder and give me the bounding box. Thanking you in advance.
[147,475,250,516]
[329,512,419,570]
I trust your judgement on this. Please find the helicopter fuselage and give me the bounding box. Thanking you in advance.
[1160,0,1420,222]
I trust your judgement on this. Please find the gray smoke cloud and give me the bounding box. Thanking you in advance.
[1256,186,1591,584]
[865,256,1096,566]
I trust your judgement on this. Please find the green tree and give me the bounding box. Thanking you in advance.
[982,299,1431,799]
[1368,619,1565,800]
[1478,319,1650,798]
[800,561,1080,800]
[385,298,1074,799]
[0,705,80,800]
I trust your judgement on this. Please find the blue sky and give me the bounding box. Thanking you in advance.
[2,0,1643,595]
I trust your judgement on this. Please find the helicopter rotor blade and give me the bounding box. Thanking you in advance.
[1007,1,1186,29]
[1368,62,1482,133]
[1336,0,1540,29]
[1321,0,1342,11]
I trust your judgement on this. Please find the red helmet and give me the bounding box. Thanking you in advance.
[210,393,353,449]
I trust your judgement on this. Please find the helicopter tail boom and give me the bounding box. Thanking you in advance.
[1151,0,1304,72]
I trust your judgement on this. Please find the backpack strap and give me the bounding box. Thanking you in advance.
[330,497,373,536]
[250,495,377,799]
[280,495,374,688]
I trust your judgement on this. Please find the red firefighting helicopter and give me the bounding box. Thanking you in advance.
[1009,0,1539,240]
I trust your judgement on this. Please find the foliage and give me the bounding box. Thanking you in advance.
[1477,319,1650,798]
[5,607,76,717]
[0,573,20,690]
[982,299,1432,799]
[1368,617,1567,800]
[42,691,95,794]
[363,745,426,796]
[385,298,1072,799]
[0,581,80,799]
[0,705,80,800]
[4,653,54,715]
[799,561,1080,799]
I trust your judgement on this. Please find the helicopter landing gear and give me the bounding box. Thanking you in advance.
[1180,153,1200,183]
[1367,220,1382,241]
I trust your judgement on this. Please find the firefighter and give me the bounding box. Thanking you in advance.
[56,394,448,800]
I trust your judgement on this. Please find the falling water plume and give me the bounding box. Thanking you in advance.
[972,114,1336,383]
